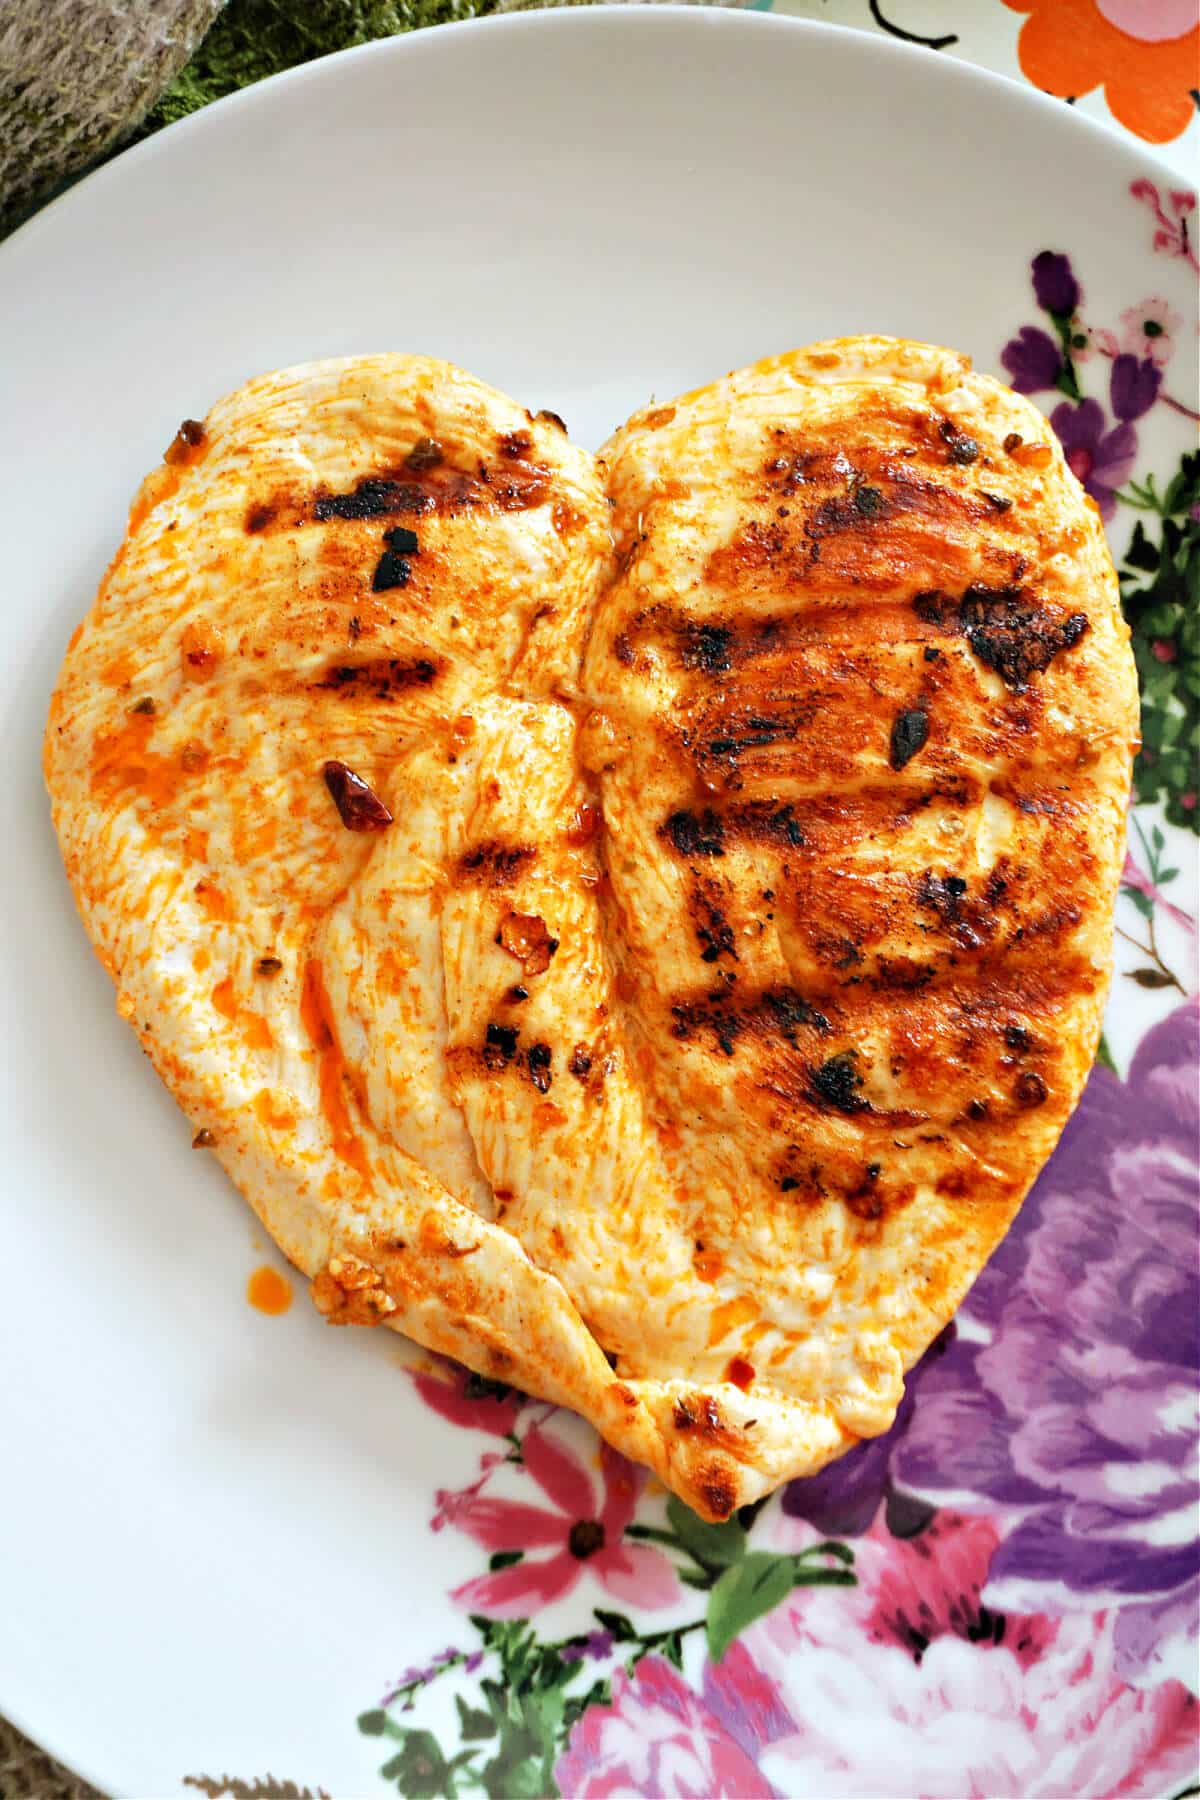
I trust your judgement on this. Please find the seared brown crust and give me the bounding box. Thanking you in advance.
[44,341,1137,1517]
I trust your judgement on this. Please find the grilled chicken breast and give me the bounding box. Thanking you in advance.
[45,341,1137,1517]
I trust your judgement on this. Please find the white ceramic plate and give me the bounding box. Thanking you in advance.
[2,13,1197,1796]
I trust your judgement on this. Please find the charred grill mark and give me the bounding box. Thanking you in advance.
[807,481,891,543]
[807,1051,871,1115]
[690,879,737,965]
[670,985,831,1058]
[662,808,725,858]
[313,449,551,523]
[915,871,968,923]
[456,842,537,886]
[315,656,440,697]
[914,584,1089,690]
[681,623,734,673]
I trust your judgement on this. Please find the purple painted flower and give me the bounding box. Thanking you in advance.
[892,1003,1200,1686]
[562,1629,615,1665]
[1050,396,1137,519]
[1032,249,1080,316]
[1000,325,1063,394]
[1111,352,1163,422]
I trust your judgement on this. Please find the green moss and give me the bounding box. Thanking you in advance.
[141,0,514,132]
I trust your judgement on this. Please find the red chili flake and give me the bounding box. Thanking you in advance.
[496,910,558,976]
[323,761,393,831]
[165,419,207,464]
[566,801,601,846]
[406,437,444,471]
[725,1357,756,1392]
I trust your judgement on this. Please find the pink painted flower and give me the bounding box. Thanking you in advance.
[447,1426,679,1616]
[1116,297,1185,366]
[1131,178,1199,270]
[563,1510,1198,1798]
[409,1359,524,1438]
[554,1656,774,1799]
[741,1515,1198,1799]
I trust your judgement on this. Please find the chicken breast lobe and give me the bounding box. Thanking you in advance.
[45,340,1137,1519]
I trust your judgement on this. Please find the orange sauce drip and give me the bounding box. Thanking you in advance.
[247,1265,292,1315]
[300,959,369,1180]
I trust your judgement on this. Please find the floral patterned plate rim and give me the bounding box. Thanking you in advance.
[0,12,1194,1797]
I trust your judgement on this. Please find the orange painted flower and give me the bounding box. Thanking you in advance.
[1003,0,1199,143]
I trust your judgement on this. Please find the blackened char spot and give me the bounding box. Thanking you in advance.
[662,809,725,857]
[681,624,733,673]
[808,1052,871,1115]
[457,842,536,885]
[568,1045,592,1080]
[527,1042,552,1092]
[890,707,929,771]
[371,550,411,591]
[915,585,1090,690]
[384,525,420,554]
[483,1023,519,1070]
[916,871,968,923]
[939,418,980,465]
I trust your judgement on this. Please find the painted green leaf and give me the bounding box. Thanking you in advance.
[456,1696,497,1741]
[705,1551,796,1662]
[489,1549,524,1571]
[1124,887,1155,920]
[384,1728,454,1800]
[358,1710,387,1737]
[593,1608,638,1642]
[666,1494,747,1570]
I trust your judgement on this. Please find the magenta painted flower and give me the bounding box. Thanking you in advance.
[555,1657,774,1799]
[1050,396,1136,518]
[1000,325,1063,394]
[447,1425,679,1617]
[410,1359,525,1438]
[895,1003,1200,1686]
[1122,849,1198,934]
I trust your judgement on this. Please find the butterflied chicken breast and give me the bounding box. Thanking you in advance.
[45,341,1137,1518]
